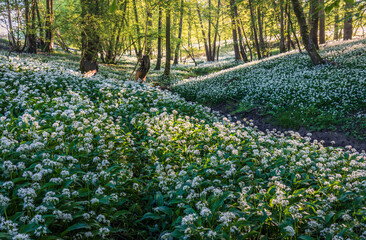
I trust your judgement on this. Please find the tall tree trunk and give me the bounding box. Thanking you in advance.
[155,6,162,70]
[45,0,54,52]
[230,0,241,61]
[208,0,212,61]
[285,5,302,53]
[35,0,45,49]
[257,7,266,56]
[286,2,292,51]
[6,0,16,47]
[309,0,319,49]
[249,0,261,59]
[334,10,339,40]
[291,0,323,65]
[239,18,253,61]
[343,1,353,40]
[319,0,325,44]
[212,0,221,61]
[279,0,286,53]
[234,3,247,61]
[146,5,153,55]
[27,0,37,53]
[164,8,171,77]
[173,0,184,65]
[196,3,210,61]
[80,0,100,74]
[132,0,141,55]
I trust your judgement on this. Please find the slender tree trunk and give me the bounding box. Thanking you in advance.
[257,7,266,56]
[234,3,247,61]
[45,0,54,52]
[80,0,100,74]
[196,3,210,61]
[334,11,339,40]
[230,0,241,61]
[132,0,141,55]
[155,6,162,70]
[319,0,325,44]
[309,0,319,49]
[212,0,221,61]
[27,0,37,53]
[286,5,302,53]
[164,8,171,76]
[6,0,16,47]
[173,0,184,65]
[249,0,261,59]
[291,0,323,65]
[239,18,253,61]
[286,2,292,51]
[208,0,212,61]
[35,0,45,49]
[146,6,153,55]
[343,1,353,40]
[280,0,286,53]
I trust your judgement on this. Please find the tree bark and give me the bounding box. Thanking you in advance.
[6,0,16,47]
[132,0,142,55]
[249,0,261,59]
[234,3,247,61]
[230,0,241,61]
[319,0,325,44]
[280,0,286,53]
[196,2,210,61]
[343,1,353,40]
[285,6,302,53]
[45,0,54,52]
[291,0,323,65]
[80,0,100,74]
[173,0,184,65]
[164,7,171,77]
[27,0,37,53]
[309,0,319,49]
[155,6,162,70]
[334,7,339,40]
[257,7,266,56]
[212,0,221,61]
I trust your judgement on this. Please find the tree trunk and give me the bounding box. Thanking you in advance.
[309,0,319,49]
[196,3,210,61]
[249,0,261,59]
[319,0,325,44]
[173,0,184,65]
[212,0,221,62]
[334,11,339,40]
[230,0,241,61]
[164,8,171,77]
[257,7,266,56]
[279,0,286,53]
[291,0,323,65]
[286,2,292,51]
[35,0,45,49]
[6,0,16,47]
[80,0,100,75]
[208,0,212,61]
[146,6,153,55]
[155,6,162,70]
[285,6,302,53]
[234,3,247,61]
[45,0,54,52]
[343,2,353,40]
[27,0,37,53]
[132,0,141,54]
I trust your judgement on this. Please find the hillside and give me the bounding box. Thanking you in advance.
[173,40,366,145]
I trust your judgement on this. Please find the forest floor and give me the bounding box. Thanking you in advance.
[172,39,366,153]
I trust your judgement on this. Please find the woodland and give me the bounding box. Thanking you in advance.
[0,0,366,239]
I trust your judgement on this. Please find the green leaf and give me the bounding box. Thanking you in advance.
[109,0,118,12]
[299,236,315,240]
[61,223,91,236]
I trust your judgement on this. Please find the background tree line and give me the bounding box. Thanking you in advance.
[0,0,365,74]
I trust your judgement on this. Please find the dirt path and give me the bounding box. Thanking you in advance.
[211,103,366,153]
